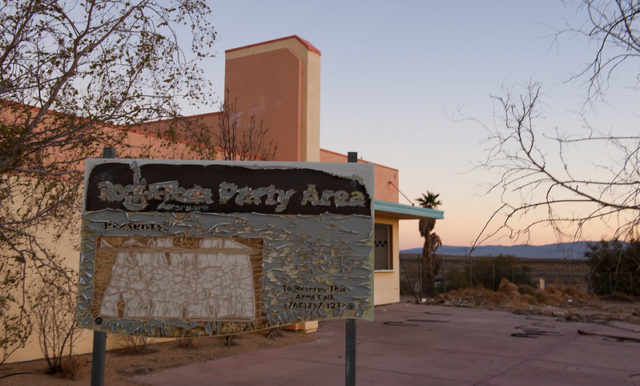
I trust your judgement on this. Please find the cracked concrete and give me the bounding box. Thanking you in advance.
[133,301,640,385]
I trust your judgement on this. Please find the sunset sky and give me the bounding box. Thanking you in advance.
[195,1,637,249]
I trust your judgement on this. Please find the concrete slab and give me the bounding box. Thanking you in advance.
[133,302,640,385]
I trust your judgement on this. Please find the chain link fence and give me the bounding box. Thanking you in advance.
[400,253,638,297]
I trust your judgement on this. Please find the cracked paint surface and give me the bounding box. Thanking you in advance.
[97,237,256,320]
[76,160,374,338]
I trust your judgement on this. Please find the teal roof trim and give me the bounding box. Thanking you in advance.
[374,200,444,220]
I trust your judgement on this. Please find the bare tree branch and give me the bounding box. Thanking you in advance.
[216,89,277,161]
[569,0,640,99]
[476,80,639,249]
[0,0,217,362]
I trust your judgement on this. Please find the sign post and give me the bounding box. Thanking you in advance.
[90,330,106,386]
[346,152,358,386]
[90,147,114,386]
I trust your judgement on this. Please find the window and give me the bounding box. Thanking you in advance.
[374,223,392,271]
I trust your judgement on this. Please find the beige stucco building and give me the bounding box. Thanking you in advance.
[6,36,443,362]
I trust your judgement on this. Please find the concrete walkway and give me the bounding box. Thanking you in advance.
[133,302,640,385]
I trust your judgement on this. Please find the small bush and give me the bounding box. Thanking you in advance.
[533,290,549,303]
[177,337,194,349]
[497,278,518,294]
[443,268,469,291]
[587,239,640,296]
[521,293,537,304]
[470,255,532,290]
[517,285,550,303]
[60,356,84,380]
[601,292,634,302]
[30,264,80,375]
[224,335,237,347]
[0,260,32,365]
[119,335,148,354]
[517,284,536,296]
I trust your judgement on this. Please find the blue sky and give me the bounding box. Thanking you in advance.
[193,1,637,248]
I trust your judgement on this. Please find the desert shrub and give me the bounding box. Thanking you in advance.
[515,265,532,286]
[30,264,80,375]
[521,293,538,304]
[265,327,283,339]
[601,292,634,302]
[518,284,549,303]
[587,239,640,296]
[533,290,549,303]
[546,284,559,293]
[118,335,149,354]
[443,268,469,291]
[224,335,237,347]
[542,285,569,304]
[497,278,518,295]
[177,337,194,348]
[60,356,84,380]
[470,255,532,290]
[517,284,536,296]
[561,286,595,302]
[0,260,31,365]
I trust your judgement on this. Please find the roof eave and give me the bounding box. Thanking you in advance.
[374,200,444,220]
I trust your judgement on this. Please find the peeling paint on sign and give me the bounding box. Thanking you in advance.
[76,159,374,337]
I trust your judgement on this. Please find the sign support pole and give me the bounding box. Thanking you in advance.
[90,147,115,386]
[345,151,357,386]
[90,331,106,386]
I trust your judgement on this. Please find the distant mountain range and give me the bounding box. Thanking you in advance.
[401,241,595,259]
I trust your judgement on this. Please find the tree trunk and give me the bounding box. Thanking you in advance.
[421,236,435,298]
[418,218,437,299]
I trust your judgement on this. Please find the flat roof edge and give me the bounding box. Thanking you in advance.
[374,200,444,220]
[225,35,321,56]
[320,148,399,173]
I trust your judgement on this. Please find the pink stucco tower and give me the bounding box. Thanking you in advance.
[225,36,321,162]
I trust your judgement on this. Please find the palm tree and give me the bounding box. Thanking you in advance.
[416,192,442,300]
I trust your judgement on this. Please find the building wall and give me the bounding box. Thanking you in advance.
[135,36,322,164]
[373,216,401,305]
[319,149,399,202]
[317,152,402,305]
[133,111,222,147]
[134,37,402,310]
[4,127,211,364]
[3,191,84,363]
[4,36,406,363]
[225,36,321,162]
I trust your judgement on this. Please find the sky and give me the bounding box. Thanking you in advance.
[187,1,637,249]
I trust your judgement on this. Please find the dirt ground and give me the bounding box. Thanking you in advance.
[0,330,316,385]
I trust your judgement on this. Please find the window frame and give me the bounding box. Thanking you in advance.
[374,222,393,272]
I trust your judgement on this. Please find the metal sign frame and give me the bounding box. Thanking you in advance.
[78,158,374,339]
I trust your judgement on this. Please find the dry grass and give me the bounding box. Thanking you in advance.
[433,279,638,323]
[176,337,195,349]
[118,335,149,354]
[60,356,83,380]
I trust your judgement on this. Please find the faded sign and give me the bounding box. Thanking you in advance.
[76,159,374,337]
